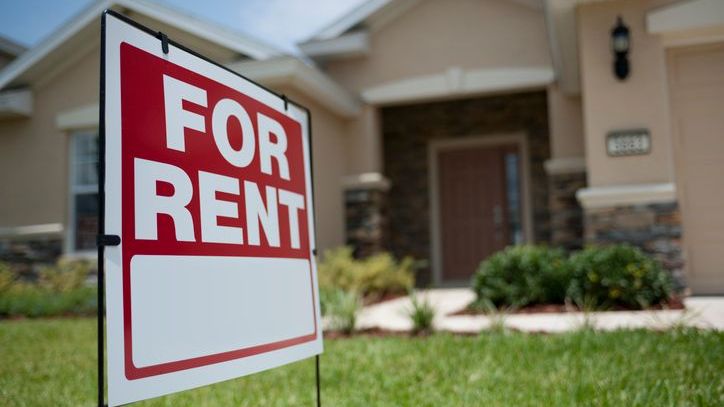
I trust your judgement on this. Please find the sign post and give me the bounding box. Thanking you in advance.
[99,10,323,406]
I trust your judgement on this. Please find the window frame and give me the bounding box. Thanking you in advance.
[66,129,100,258]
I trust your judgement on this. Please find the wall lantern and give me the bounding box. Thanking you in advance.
[611,16,631,80]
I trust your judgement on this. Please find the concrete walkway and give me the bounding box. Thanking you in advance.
[356,288,724,333]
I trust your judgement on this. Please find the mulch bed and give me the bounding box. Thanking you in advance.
[361,292,406,306]
[449,296,686,316]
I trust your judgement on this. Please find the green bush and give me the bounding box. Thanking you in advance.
[321,288,361,333]
[567,244,673,309]
[472,245,570,308]
[0,262,14,293]
[0,285,97,318]
[318,247,414,300]
[0,260,97,318]
[38,259,92,292]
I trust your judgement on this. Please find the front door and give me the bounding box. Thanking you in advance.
[436,143,523,282]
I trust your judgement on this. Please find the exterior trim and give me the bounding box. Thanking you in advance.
[657,29,724,48]
[228,57,360,118]
[0,223,63,238]
[362,67,554,105]
[543,156,586,175]
[428,133,533,286]
[0,88,32,118]
[647,0,724,34]
[298,31,369,60]
[115,0,280,59]
[342,172,390,191]
[576,183,676,209]
[56,104,99,130]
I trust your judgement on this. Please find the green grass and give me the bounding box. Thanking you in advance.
[1,318,722,406]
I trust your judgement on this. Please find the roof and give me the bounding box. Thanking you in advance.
[0,0,282,90]
[305,0,418,42]
[0,36,26,57]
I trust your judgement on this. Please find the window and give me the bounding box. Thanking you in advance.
[504,151,524,245]
[69,132,99,252]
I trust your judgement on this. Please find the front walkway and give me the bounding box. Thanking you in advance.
[356,289,724,333]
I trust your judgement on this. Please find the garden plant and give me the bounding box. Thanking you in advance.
[472,244,675,311]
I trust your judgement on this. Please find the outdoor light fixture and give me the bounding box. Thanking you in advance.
[611,15,630,80]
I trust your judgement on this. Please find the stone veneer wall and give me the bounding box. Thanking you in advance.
[584,202,685,289]
[381,91,550,284]
[344,186,388,258]
[0,237,63,276]
[549,171,586,251]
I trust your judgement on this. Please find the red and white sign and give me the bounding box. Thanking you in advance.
[102,12,322,406]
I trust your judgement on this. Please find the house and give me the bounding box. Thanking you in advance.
[1,0,722,294]
[0,0,358,267]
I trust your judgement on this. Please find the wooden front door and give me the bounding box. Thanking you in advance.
[436,143,522,282]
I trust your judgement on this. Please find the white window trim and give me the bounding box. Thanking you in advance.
[427,132,533,286]
[56,104,99,130]
[65,131,99,255]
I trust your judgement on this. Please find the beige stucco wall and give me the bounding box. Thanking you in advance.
[323,0,552,94]
[547,84,584,159]
[273,86,348,252]
[578,0,678,187]
[343,105,382,174]
[0,46,99,230]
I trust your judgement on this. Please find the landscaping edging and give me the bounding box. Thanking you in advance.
[353,289,723,334]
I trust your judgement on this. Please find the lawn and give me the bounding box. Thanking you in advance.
[1,318,722,406]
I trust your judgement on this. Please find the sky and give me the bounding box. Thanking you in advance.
[0,0,367,53]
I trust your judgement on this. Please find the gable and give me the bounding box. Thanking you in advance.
[321,0,553,95]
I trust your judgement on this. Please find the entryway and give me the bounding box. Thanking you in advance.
[429,134,531,285]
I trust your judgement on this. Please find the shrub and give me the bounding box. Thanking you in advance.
[322,288,361,334]
[38,259,92,292]
[318,247,359,293]
[0,259,97,318]
[472,245,570,308]
[318,247,414,300]
[0,262,14,293]
[0,285,96,318]
[405,291,435,334]
[567,244,673,309]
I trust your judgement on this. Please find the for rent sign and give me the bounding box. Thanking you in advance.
[102,12,322,406]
